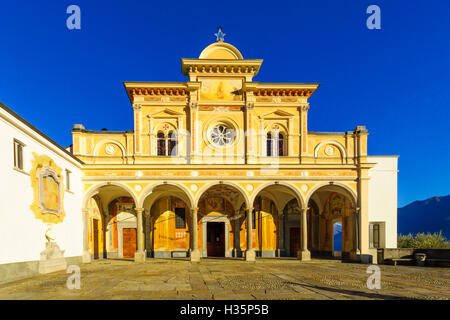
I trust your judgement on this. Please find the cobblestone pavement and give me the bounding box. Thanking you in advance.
[0,258,449,300]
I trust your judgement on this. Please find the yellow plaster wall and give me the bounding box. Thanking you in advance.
[150,197,190,252]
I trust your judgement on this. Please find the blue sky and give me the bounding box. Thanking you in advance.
[0,0,449,207]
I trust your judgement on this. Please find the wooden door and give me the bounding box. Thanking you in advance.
[290,227,300,257]
[207,222,225,257]
[93,219,99,259]
[123,228,136,258]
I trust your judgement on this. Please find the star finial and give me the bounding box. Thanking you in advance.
[215,26,226,42]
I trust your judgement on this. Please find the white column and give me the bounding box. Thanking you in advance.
[359,169,371,263]
[82,208,91,263]
[134,207,146,262]
[245,207,255,261]
[190,207,201,261]
[298,207,311,260]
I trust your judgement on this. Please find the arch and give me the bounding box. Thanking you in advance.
[93,139,127,157]
[138,182,194,209]
[263,122,288,134]
[250,181,306,209]
[314,140,347,159]
[152,122,178,135]
[194,181,250,209]
[254,190,280,213]
[82,182,138,210]
[305,182,357,208]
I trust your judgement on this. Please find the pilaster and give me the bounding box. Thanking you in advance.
[133,104,142,155]
[82,208,91,263]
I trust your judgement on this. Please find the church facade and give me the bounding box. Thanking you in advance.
[0,35,398,282]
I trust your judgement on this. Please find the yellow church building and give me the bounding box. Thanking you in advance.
[69,33,398,265]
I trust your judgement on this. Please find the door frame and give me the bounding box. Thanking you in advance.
[206,222,226,257]
[122,227,137,258]
[289,227,301,257]
[201,215,231,258]
[118,220,137,258]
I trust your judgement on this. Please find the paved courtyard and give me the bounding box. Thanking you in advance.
[0,258,449,300]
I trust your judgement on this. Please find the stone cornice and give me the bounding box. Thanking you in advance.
[181,58,263,76]
[123,82,188,103]
[244,82,320,98]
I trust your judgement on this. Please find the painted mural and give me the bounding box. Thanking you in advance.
[199,78,243,101]
[323,193,352,219]
[30,153,65,223]
[40,171,60,213]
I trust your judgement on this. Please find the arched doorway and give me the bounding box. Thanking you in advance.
[196,183,248,258]
[281,198,319,257]
[141,183,193,258]
[106,197,136,259]
[82,183,138,261]
[251,183,306,258]
[307,184,358,260]
[252,195,278,257]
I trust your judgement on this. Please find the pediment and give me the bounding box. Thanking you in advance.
[148,108,184,117]
[258,109,295,119]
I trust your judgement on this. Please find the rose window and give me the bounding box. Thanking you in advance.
[210,125,235,146]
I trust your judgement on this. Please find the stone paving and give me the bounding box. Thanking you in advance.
[0,258,449,300]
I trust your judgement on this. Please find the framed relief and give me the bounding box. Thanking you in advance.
[30,153,65,223]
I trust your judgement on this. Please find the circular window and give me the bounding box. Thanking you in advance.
[209,124,235,146]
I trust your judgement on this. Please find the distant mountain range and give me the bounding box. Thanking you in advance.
[333,223,342,251]
[398,195,450,238]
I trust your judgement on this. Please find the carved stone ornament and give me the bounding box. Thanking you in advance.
[105,144,116,155]
[324,145,335,156]
[39,224,67,274]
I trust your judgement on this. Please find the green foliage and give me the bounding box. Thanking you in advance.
[398,231,450,249]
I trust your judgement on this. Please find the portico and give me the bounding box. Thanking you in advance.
[74,30,394,265]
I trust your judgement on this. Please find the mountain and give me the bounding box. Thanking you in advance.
[398,195,450,238]
[333,223,342,251]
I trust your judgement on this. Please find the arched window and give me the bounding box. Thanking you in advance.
[168,131,177,156]
[266,133,273,156]
[278,133,286,156]
[266,131,287,156]
[157,130,177,156]
[157,132,166,156]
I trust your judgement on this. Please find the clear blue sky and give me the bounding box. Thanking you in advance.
[1,0,449,207]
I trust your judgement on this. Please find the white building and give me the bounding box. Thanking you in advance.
[0,103,83,283]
